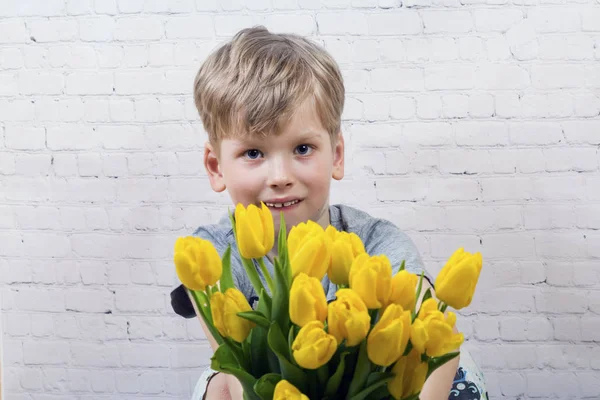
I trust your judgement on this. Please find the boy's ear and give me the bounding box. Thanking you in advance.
[203,141,227,192]
[332,131,345,181]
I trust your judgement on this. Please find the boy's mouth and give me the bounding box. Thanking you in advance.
[264,199,302,209]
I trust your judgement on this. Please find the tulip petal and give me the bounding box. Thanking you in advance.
[174,252,206,291]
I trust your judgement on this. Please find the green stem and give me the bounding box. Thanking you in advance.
[191,290,223,345]
[440,302,448,314]
[257,257,275,295]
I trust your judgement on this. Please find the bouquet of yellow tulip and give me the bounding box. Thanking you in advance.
[174,203,482,400]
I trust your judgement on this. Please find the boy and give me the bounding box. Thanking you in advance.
[171,26,484,400]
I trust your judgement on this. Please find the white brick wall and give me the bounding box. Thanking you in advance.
[0,1,599,399]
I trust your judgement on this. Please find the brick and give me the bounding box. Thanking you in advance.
[474,8,523,32]
[5,126,46,150]
[487,36,512,61]
[351,40,379,63]
[455,121,509,146]
[430,38,457,61]
[71,343,119,367]
[583,8,600,32]
[265,14,317,36]
[425,66,475,90]
[214,14,265,37]
[114,16,163,41]
[0,20,28,43]
[442,94,468,118]
[532,64,585,89]
[529,7,581,32]
[528,372,579,398]
[316,11,368,34]
[523,205,575,230]
[119,343,170,367]
[416,94,442,119]
[458,37,484,61]
[367,12,422,35]
[422,11,472,33]
[371,68,424,92]
[165,15,213,39]
[477,64,529,89]
[65,290,113,313]
[29,19,78,43]
[66,72,113,95]
[536,288,587,314]
[24,341,69,365]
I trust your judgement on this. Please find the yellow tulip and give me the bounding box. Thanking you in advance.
[389,349,428,400]
[349,253,392,309]
[328,289,371,346]
[410,298,464,358]
[174,236,222,291]
[210,288,255,342]
[292,320,337,369]
[367,304,411,366]
[435,248,482,310]
[234,202,274,259]
[289,273,328,327]
[273,380,309,400]
[325,226,366,286]
[387,270,418,311]
[288,221,331,280]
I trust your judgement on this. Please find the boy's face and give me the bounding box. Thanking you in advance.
[204,99,345,232]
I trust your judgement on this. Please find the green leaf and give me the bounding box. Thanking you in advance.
[210,344,260,400]
[253,373,282,400]
[277,211,292,286]
[399,259,406,272]
[222,336,249,371]
[219,245,234,293]
[237,311,271,330]
[257,288,272,319]
[366,371,393,387]
[324,351,349,397]
[271,257,290,332]
[421,287,432,304]
[412,271,425,322]
[427,351,460,379]
[346,340,372,399]
[267,322,308,394]
[348,373,393,400]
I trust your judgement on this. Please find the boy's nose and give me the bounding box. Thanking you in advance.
[267,159,294,188]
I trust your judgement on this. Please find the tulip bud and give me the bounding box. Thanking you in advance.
[288,221,331,280]
[388,270,418,312]
[174,236,222,291]
[325,226,365,286]
[289,273,328,327]
[210,288,255,343]
[234,202,275,259]
[410,298,464,358]
[327,289,370,347]
[435,248,482,310]
[367,304,411,367]
[349,253,392,309]
[273,380,309,400]
[292,321,337,369]
[388,349,428,400]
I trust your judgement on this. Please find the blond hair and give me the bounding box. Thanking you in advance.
[193,26,345,148]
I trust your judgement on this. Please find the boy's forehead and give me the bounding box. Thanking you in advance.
[228,99,327,141]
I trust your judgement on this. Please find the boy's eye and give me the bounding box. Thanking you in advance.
[295,144,313,156]
[244,149,263,159]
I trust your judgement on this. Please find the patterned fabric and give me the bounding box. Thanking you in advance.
[450,348,488,400]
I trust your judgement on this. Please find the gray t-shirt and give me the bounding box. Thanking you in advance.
[192,204,432,307]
